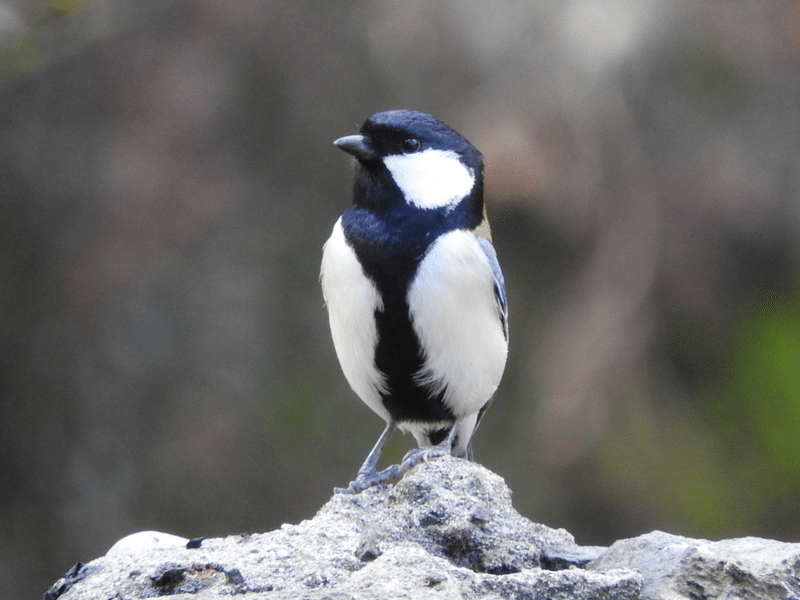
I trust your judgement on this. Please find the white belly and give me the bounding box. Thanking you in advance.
[320,218,390,422]
[407,229,508,418]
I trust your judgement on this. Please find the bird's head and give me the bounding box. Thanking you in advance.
[334,110,484,216]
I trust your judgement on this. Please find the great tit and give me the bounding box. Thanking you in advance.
[321,109,508,493]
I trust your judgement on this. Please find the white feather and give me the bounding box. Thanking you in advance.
[320,218,390,421]
[383,149,475,210]
[401,413,480,457]
[407,230,508,419]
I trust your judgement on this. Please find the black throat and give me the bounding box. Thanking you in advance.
[340,204,454,423]
[340,156,484,423]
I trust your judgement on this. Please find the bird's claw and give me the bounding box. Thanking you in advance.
[336,444,453,494]
[398,444,450,473]
[334,464,400,494]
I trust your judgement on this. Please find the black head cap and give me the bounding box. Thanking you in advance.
[334,110,482,169]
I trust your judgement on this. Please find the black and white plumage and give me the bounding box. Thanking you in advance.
[321,110,508,493]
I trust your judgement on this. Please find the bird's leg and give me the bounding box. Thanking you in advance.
[465,442,474,462]
[395,423,458,478]
[336,421,400,494]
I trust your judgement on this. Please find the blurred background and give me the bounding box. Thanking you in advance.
[2,1,800,597]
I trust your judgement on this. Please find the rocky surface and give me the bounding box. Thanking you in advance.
[591,531,800,600]
[45,457,800,599]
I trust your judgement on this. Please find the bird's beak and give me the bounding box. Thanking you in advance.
[334,134,378,161]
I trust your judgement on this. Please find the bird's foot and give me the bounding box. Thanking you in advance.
[335,433,454,494]
[396,443,451,477]
[334,464,401,494]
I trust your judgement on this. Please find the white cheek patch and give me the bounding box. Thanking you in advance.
[383,149,475,210]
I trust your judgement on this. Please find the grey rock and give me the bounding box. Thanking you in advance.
[590,530,800,600]
[45,457,800,599]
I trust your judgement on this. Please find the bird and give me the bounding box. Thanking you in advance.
[320,109,508,493]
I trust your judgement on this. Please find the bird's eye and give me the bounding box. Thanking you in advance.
[402,138,421,153]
